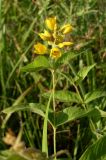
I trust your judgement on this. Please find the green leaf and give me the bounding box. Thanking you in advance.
[74,64,96,83]
[79,135,106,160]
[84,90,106,103]
[2,103,53,132]
[55,51,80,67]
[42,90,82,103]
[21,56,50,72]
[2,103,45,128]
[49,107,98,127]
[2,103,45,116]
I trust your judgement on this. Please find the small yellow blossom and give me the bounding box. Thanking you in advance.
[50,48,61,59]
[34,43,47,54]
[39,30,52,41]
[58,42,73,48]
[45,17,56,31]
[60,24,73,34]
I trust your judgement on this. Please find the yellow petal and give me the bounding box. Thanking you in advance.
[60,24,73,34]
[50,48,61,59]
[34,43,47,54]
[58,42,73,48]
[39,30,52,41]
[39,33,47,41]
[45,17,56,30]
[44,30,51,37]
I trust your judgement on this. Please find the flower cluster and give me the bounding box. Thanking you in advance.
[34,17,73,59]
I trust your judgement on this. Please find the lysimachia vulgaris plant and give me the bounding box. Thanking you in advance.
[33,17,73,160]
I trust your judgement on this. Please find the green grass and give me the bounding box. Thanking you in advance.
[0,0,106,160]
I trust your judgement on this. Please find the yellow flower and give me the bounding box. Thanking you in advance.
[60,24,73,34]
[39,30,52,41]
[50,48,61,59]
[58,42,73,48]
[45,17,56,31]
[34,43,47,54]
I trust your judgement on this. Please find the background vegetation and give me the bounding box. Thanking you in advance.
[0,0,106,160]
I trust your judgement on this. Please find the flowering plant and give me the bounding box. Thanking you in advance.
[5,16,96,160]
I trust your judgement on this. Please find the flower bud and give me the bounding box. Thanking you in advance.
[60,24,72,34]
[39,30,52,41]
[58,42,73,48]
[45,17,56,30]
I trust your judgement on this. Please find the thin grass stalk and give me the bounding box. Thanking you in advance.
[0,0,7,108]
[42,92,52,157]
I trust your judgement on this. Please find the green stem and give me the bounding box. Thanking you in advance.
[52,69,55,112]
[51,69,57,160]
[53,127,56,160]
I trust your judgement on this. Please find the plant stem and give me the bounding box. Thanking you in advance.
[52,69,55,112]
[51,69,57,160]
[53,127,56,160]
